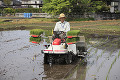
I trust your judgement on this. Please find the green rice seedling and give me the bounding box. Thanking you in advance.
[66,37,79,43]
[67,30,80,36]
[100,48,106,57]
[97,55,101,61]
[87,47,94,54]
[29,37,41,42]
[87,45,91,49]
[106,57,117,80]
[86,38,92,44]
[30,29,44,35]
[44,30,52,37]
[88,38,92,42]
[97,48,106,61]
[95,48,98,54]
[109,50,114,56]
[118,50,120,58]
[97,59,106,72]
[105,37,109,42]
[95,39,106,48]
[88,48,98,58]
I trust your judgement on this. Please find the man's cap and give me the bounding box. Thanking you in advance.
[58,13,66,19]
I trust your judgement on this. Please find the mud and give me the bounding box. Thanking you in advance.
[0,30,120,80]
[0,26,26,31]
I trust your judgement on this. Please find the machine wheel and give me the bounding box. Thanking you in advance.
[48,55,53,65]
[44,54,48,64]
[65,53,72,64]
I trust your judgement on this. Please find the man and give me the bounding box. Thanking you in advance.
[54,13,70,32]
[53,13,70,40]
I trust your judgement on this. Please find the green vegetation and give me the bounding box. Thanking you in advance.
[1,8,42,16]
[66,37,79,43]
[4,8,15,15]
[30,29,44,35]
[90,1,109,13]
[42,0,109,15]
[66,18,94,21]
[3,0,11,6]
[42,0,71,15]
[67,30,80,36]
[0,18,120,35]
[30,29,52,37]
[45,30,52,37]
[15,8,42,13]
[29,29,52,43]
[118,50,120,58]
[29,37,41,42]
[1,0,110,16]
[106,57,117,80]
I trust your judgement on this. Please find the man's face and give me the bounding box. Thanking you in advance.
[60,17,65,23]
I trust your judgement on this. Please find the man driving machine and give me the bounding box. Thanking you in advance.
[53,13,70,40]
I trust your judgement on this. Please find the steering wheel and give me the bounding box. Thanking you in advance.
[53,31,64,35]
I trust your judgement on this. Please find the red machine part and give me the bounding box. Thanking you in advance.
[31,35,39,37]
[67,42,75,45]
[52,38,61,45]
[67,36,73,38]
[32,41,39,44]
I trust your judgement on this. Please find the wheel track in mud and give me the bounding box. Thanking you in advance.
[37,57,86,80]
[63,57,87,78]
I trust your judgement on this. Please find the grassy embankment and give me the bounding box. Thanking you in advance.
[0,18,120,35]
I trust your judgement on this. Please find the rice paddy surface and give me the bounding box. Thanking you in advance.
[0,18,120,35]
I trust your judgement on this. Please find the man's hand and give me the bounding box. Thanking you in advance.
[63,32,66,34]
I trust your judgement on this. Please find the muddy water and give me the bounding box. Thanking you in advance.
[84,35,120,80]
[0,30,120,80]
[0,30,46,80]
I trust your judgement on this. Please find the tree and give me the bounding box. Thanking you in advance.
[3,0,12,6]
[42,0,72,15]
[91,1,109,13]
[42,0,109,16]
[77,0,109,13]
[43,0,51,4]
[79,0,91,13]
[4,8,15,15]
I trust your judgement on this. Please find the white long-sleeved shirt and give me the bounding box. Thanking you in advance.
[54,21,70,32]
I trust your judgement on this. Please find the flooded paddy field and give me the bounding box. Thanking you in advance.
[0,30,120,80]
